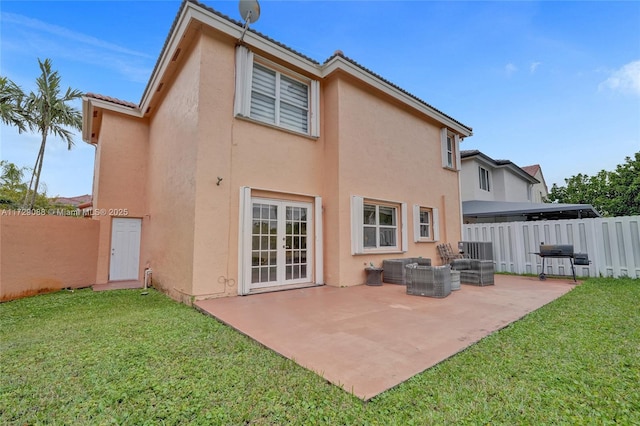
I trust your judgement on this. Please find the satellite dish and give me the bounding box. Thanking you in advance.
[238,0,260,42]
[239,0,260,25]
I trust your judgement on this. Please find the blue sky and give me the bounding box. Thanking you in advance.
[1,0,639,197]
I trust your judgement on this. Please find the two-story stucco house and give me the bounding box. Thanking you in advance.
[460,150,539,204]
[460,150,598,223]
[81,0,473,302]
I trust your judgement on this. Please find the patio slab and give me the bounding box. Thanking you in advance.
[194,275,576,400]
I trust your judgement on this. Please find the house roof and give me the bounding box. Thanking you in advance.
[522,163,549,194]
[521,164,541,177]
[84,93,136,109]
[460,150,539,184]
[83,0,472,144]
[463,200,600,220]
[322,51,471,133]
[51,194,92,207]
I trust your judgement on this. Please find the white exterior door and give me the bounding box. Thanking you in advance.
[249,199,313,290]
[109,218,142,281]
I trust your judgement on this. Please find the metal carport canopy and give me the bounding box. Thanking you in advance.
[462,200,600,219]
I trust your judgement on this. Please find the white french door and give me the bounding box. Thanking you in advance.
[249,198,313,290]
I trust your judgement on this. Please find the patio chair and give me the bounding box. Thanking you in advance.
[437,243,466,265]
[405,264,452,298]
[383,257,431,284]
[451,259,494,286]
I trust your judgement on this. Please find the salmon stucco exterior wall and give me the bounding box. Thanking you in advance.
[92,111,148,285]
[144,32,203,302]
[323,74,462,286]
[81,0,472,302]
[0,215,99,301]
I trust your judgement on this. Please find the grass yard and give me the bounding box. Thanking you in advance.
[1,278,639,425]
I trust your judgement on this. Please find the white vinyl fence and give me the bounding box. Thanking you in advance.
[462,216,640,279]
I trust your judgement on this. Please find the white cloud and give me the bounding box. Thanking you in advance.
[1,12,152,59]
[599,60,640,96]
[530,61,541,74]
[505,63,518,77]
[1,12,153,85]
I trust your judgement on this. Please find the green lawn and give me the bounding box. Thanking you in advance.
[1,278,639,425]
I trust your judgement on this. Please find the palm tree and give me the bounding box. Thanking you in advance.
[0,76,27,132]
[22,58,82,209]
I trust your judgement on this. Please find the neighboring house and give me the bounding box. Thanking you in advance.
[51,194,92,207]
[521,164,548,203]
[460,150,539,203]
[460,150,598,223]
[50,194,93,216]
[81,0,472,301]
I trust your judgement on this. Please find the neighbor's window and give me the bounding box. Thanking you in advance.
[363,204,397,249]
[479,166,491,191]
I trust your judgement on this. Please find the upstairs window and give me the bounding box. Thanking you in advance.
[479,166,491,191]
[235,46,319,137]
[440,128,460,170]
[446,135,454,167]
[251,63,309,133]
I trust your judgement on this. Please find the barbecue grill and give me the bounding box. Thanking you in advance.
[534,244,590,282]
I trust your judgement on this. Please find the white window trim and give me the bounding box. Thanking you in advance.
[235,45,320,137]
[479,166,491,192]
[413,204,440,243]
[441,128,461,170]
[352,196,407,254]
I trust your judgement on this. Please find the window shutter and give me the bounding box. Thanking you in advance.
[413,204,421,242]
[351,196,364,254]
[454,134,461,171]
[440,127,448,168]
[237,186,252,295]
[432,207,440,242]
[401,203,408,252]
[315,196,324,284]
[310,80,320,137]
[234,46,253,117]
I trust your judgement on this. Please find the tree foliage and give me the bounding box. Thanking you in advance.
[0,160,51,210]
[0,76,27,132]
[548,152,640,217]
[22,59,83,209]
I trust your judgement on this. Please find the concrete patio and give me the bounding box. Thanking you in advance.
[195,275,576,400]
